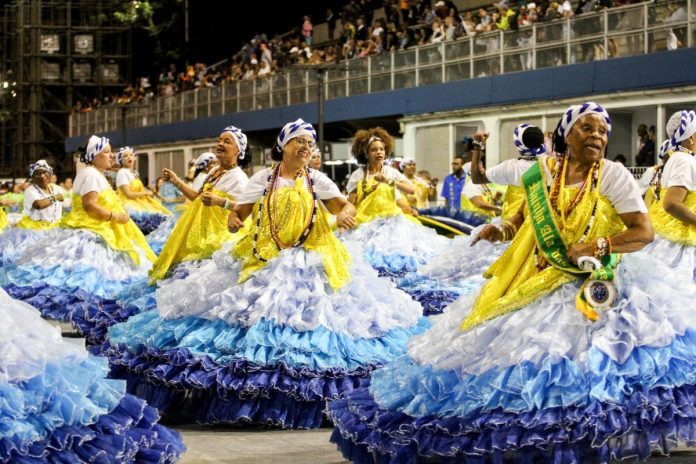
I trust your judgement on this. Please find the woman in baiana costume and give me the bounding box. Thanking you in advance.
[329,102,696,463]
[4,135,156,344]
[146,151,220,256]
[0,160,63,278]
[147,126,249,282]
[400,159,431,211]
[101,119,427,428]
[341,128,449,277]
[0,288,185,463]
[642,110,696,281]
[115,146,172,235]
[639,139,671,208]
[398,125,546,315]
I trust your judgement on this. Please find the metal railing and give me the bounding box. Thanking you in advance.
[69,0,694,137]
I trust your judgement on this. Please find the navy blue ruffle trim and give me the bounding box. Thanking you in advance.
[102,344,376,428]
[328,385,696,464]
[418,207,489,233]
[0,393,185,463]
[403,288,461,316]
[131,213,167,236]
[4,283,139,345]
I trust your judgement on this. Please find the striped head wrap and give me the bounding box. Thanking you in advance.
[117,146,134,166]
[657,139,672,162]
[557,102,612,140]
[195,152,217,169]
[513,123,546,156]
[82,135,109,165]
[222,125,248,160]
[666,110,696,149]
[276,118,316,151]
[29,160,53,177]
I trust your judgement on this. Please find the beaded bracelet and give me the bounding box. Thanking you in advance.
[472,140,486,151]
[594,237,610,258]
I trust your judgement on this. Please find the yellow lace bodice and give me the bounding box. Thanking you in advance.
[117,177,172,216]
[649,189,696,246]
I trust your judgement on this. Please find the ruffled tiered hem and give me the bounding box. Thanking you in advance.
[341,216,449,278]
[4,283,142,345]
[130,211,168,236]
[103,344,373,429]
[328,385,696,464]
[147,214,180,255]
[642,236,696,282]
[2,393,185,463]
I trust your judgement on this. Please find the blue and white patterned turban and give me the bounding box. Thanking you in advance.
[29,160,53,177]
[222,125,248,160]
[657,139,672,162]
[513,123,546,156]
[276,118,316,150]
[666,110,696,149]
[82,135,109,165]
[117,146,134,166]
[557,102,612,140]
[195,152,217,169]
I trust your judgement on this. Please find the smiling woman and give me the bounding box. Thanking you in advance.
[329,102,696,463]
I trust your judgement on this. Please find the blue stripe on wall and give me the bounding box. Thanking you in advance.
[65,48,696,152]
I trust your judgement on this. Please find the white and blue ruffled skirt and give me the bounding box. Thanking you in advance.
[146,211,182,255]
[397,224,508,315]
[329,252,696,463]
[102,244,429,428]
[340,215,450,278]
[642,235,696,282]
[3,227,152,344]
[0,289,185,463]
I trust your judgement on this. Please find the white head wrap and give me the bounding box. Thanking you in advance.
[116,146,134,166]
[195,152,217,169]
[222,125,248,159]
[557,102,612,140]
[666,110,696,149]
[83,135,110,165]
[276,118,316,151]
[400,158,416,171]
[513,123,546,156]
[29,159,53,177]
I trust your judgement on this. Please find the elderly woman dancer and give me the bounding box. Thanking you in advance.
[399,124,547,315]
[4,136,155,344]
[0,288,185,463]
[330,102,696,463]
[342,128,449,278]
[115,146,172,235]
[102,119,427,428]
[148,125,249,282]
[0,160,63,279]
[146,151,221,256]
[642,110,696,281]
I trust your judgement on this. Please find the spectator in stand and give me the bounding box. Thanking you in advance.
[636,123,656,167]
[259,41,272,69]
[430,19,445,43]
[302,15,314,46]
[327,8,337,39]
[355,17,368,41]
[495,3,517,30]
[614,154,627,166]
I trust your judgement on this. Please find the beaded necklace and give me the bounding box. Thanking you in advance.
[252,163,318,262]
[198,165,234,195]
[32,183,60,222]
[360,165,384,202]
[534,155,601,270]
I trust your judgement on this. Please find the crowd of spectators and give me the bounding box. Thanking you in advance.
[71,0,682,113]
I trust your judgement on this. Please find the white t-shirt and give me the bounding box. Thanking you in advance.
[206,166,249,199]
[23,183,63,222]
[238,167,343,205]
[346,165,409,194]
[486,158,536,186]
[539,155,647,214]
[662,152,696,191]
[116,168,137,188]
[73,166,112,197]
[191,172,209,191]
[462,179,486,199]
